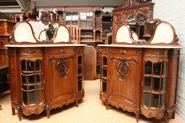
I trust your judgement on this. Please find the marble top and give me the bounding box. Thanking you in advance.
[5,44,87,48]
[98,44,182,49]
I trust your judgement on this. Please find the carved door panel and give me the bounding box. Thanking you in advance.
[107,53,139,111]
[46,49,76,108]
[49,55,75,101]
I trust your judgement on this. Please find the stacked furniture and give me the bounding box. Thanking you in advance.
[6,12,86,120]
[98,10,182,123]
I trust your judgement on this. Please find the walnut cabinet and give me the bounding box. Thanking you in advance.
[7,44,85,120]
[98,45,181,122]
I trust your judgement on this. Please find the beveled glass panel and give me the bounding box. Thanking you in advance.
[78,56,82,64]
[27,61,34,71]
[151,94,159,107]
[27,75,35,83]
[36,84,42,88]
[22,75,26,84]
[23,91,27,105]
[102,81,107,92]
[103,57,107,65]
[28,85,35,90]
[144,77,151,90]
[28,91,35,104]
[21,60,26,71]
[103,68,107,77]
[153,62,161,75]
[162,61,167,75]
[145,61,152,74]
[161,78,166,91]
[35,90,43,104]
[35,60,42,71]
[36,74,42,83]
[152,77,160,91]
[160,94,165,108]
[144,93,150,107]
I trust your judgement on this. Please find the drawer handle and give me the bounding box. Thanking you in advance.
[154,52,162,55]
[120,50,126,54]
[26,50,35,54]
[60,49,65,53]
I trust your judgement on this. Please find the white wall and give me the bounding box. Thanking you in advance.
[152,0,185,121]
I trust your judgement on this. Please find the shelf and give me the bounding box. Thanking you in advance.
[81,35,93,38]
[143,90,166,94]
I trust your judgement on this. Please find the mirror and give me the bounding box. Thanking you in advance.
[126,11,154,43]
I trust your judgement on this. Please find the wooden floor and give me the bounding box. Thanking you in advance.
[0,79,184,123]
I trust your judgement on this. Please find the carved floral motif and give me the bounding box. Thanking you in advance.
[117,57,129,79]
[57,57,68,78]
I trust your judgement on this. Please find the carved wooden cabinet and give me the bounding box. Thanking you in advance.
[99,45,181,122]
[99,15,182,122]
[7,45,85,120]
[6,17,86,120]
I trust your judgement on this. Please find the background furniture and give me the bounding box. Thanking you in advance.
[6,15,86,120]
[98,16,182,122]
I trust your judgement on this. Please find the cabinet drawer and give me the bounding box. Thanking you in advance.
[108,47,141,55]
[144,49,168,57]
[0,38,9,49]
[76,47,84,54]
[19,48,42,56]
[48,47,75,54]
[100,47,107,54]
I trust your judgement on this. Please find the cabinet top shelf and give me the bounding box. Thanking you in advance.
[6,44,87,48]
[98,44,182,49]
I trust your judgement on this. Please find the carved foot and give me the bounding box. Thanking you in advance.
[45,104,50,118]
[76,100,79,107]
[136,107,140,122]
[172,111,176,119]
[12,107,15,115]
[106,102,109,110]
[17,105,22,121]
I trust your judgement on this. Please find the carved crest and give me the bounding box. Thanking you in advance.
[135,11,148,25]
[57,57,68,78]
[40,11,51,25]
[117,58,129,79]
[122,0,138,7]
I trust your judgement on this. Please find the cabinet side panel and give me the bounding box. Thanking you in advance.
[167,49,180,108]
[9,48,20,105]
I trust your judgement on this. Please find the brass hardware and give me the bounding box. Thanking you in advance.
[120,50,126,54]
[154,51,162,55]
[60,49,65,53]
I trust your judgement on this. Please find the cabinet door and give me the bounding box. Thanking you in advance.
[141,49,168,119]
[46,48,76,107]
[19,48,45,116]
[107,51,140,112]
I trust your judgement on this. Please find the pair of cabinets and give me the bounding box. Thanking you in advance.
[99,46,180,122]
[8,46,85,120]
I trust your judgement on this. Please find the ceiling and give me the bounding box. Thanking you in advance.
[0,0,125,7]
[33,0,125,7]
[0,0,18,6]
